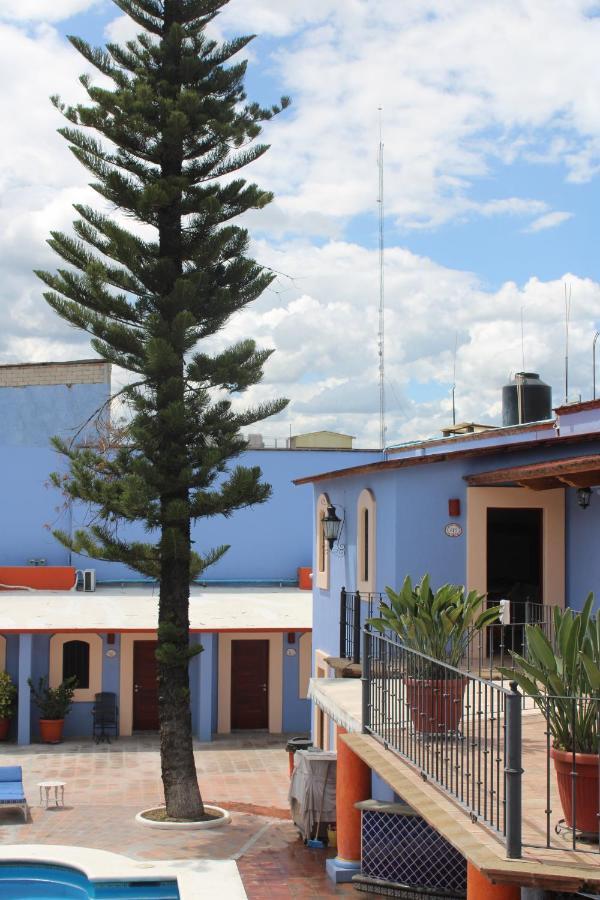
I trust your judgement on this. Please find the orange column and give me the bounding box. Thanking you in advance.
[326,727,371,883]
[467,863,520,900]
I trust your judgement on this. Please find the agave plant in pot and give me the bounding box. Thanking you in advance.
[368,575,499,735]
[500,593,600,835]
[28,676,77,744]
[0,672,17,741]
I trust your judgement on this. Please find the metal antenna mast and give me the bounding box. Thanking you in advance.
[564,282,572,404]
[377,110,385,450]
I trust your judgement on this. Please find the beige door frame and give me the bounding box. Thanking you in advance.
[217,632,283,734]
[119,632,157,736]
[466,486,565,607]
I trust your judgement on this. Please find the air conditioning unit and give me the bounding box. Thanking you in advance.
[82,569,96,592]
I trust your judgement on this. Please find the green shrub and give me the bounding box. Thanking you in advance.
[367,574,499,675]
[500,592,600,753]
[0,672,17,719]
[27,676,77,720]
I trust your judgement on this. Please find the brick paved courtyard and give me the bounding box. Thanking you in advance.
[0,734,369,898]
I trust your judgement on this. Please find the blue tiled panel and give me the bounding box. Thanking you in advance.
[361,809,466,894]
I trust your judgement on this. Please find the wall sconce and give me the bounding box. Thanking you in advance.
[448,498,461,517]
[577,487,592,510]
[323,503,344,553]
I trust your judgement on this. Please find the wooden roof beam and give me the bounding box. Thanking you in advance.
[517,477,563,491]
[557,470,600,488]
[466,453,600,487]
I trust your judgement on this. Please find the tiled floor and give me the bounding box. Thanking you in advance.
[0,734,365,898]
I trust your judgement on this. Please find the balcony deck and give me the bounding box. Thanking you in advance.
[309,677,600,893]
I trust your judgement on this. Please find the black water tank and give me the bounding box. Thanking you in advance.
[502,372,552,426]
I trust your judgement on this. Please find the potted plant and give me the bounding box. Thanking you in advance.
[501,592,600,834]
[0,672,17,740]
[28,676,77,744]
[368,575,499,734]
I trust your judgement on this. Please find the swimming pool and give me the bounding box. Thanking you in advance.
[0,863,179,898]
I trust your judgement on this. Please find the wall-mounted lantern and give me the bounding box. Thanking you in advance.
[577,487,592,510]
[322,504,343,550]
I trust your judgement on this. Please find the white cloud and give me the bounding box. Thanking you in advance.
[207,240,600,445]
[1,3,600,447]
[0,0,101,23]
[525,211,574,233]
[209,0,600,231]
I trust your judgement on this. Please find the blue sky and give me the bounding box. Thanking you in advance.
[2,1,600,444]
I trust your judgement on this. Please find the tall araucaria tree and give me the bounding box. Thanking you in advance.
[36,0,289,819]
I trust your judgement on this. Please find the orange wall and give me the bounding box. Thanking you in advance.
[0,566,77,591]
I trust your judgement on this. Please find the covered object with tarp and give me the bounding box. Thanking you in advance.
[288,749,337,842]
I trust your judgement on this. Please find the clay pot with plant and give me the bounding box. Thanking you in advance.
[28,676,77,744]
[500,592,600,835]
[0,672,17,740]
[368,575,499,734]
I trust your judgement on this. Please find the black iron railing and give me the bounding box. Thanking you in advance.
[340,588,555,678]
[361,628,522,857]
[465,601,555,684]
[530,695,600,854]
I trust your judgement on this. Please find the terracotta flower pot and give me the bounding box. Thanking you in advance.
[405,677,467,734]
[0,718,10,741]
[551,747,600,835]
[39,719,64,744]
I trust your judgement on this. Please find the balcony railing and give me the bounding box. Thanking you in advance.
[361,629,522,857]
[340,588,555,682]
[362,627,600,859]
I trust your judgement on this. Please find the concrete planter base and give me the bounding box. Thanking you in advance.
[135,805,231,830]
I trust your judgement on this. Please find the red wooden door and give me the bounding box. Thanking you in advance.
[231,640,269,730]
[133,640,159,731]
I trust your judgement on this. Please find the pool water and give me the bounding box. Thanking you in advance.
[0,864,179,899]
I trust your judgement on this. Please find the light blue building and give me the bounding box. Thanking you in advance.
[298,383,600,894]
[0,358,380,745]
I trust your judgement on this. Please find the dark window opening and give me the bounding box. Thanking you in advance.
[363,508,369,582]
[62,640,89,688]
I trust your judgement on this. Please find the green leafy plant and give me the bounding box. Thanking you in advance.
[28,676,77,720]
[367,574,499,675]
[0,672,17,720]
[500,593,600,753]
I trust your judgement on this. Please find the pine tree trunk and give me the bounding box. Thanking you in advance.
[158,538,204,819]
[156,0,203,820]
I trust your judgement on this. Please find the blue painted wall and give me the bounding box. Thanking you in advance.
[0,378,381,581]
[565,487,600,611]
[0,448,70,566]
[70,449,381,583]
[312,437,600,658]
[282,632,311,733]
[0,382,109,448]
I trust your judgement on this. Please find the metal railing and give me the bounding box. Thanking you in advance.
[339,588,555,679]
[531,695,600,854]
[361,628,522,857]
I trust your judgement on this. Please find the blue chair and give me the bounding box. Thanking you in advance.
[0,766,27,821]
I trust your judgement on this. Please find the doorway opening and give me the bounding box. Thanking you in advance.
[132,640,159,731]
[486,507,543,656]
[231,639,269,730]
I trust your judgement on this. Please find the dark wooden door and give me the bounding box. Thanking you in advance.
[133,640,159,731]
[231,640,269,730]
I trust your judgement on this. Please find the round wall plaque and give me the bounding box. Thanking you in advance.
[444,523,463,538]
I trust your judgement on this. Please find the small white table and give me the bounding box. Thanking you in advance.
[38,781,65,808]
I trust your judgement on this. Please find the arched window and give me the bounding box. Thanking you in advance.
[62,640,90,689]
[316,493,331,590]
[357,489,376,593]
[49,633,102,702]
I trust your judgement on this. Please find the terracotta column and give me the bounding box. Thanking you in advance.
[326,727,371,884]
[467,863,520,900]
